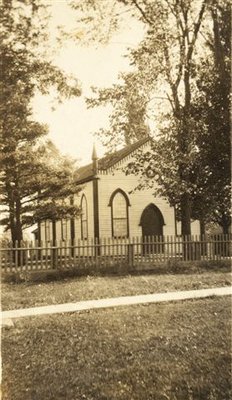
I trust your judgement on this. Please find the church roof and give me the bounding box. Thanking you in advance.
[76,136,150,184]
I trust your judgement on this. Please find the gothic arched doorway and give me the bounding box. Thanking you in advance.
[140,204,165,254]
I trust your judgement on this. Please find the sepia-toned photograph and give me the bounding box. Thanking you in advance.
[0,0,231,399]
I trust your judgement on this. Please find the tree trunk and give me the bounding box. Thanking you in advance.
[180,193,191,236]
[37,221,42,259]
[212,3,227,82]
[180,60,192,238]
[180,192,192,261]
[219,213,231,235]
[5,181,16,243]
[222,224,229,235]
[199,218,207,256]
[200,219,206,235]
[52,219,57,268]
[15,196,23,243]
[9,201,16,243]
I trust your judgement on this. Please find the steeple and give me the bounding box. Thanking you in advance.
[92,143,98,175]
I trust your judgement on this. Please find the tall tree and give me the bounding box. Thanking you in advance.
[72,0,209,235]
[191,0,231,233]
[0,139,81,242]
[0,0,81,242]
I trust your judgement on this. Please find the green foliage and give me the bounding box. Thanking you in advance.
[190,1,231,232]
[79,0,209,234]
[68,0,123,45]
[86,72,150,150]
[0,136,81,234]
[0,0,81,241]
[71,0,230,234]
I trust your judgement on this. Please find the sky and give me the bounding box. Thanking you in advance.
[0,1,145,238]
[32,1,145,166]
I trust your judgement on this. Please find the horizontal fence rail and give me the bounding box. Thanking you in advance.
[0,234,231,273]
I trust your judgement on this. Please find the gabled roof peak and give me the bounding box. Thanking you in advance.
[76,136,151,184]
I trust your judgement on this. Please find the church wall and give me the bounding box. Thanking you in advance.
[97,169,176,238]
[40,214,72,243]
[176,220,201,236]
[73,180,94,240]
[39,181,95,243]
[40,139,201,243]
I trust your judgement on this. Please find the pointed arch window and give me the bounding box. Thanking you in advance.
[81,195,88,240]
[109,189,130,238]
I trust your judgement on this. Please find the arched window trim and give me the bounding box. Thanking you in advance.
[80,194,88,240]
[139,203,165,226]
[108,188,131,207]
[108,189,130,238]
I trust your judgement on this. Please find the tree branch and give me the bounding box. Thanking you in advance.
[131,0,153,25]
[187,0,208,62]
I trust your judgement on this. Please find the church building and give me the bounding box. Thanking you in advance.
[40,137,200,243]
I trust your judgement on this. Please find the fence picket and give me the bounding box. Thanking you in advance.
[167,235,170,262]
[162,235,165,262]
[219,235,222,260]
[115,237,119,265]
[90,237,93,265]
[28,241,32,270]
[145,236,148,264]
[24,241,28,270]
[223,234,226,258]
[39,240,43,269]
[58,240,61,269]
[14,240,18,270]
[199,235,203,260]
[135,236,139,265]
[77,238,81,266]
[121,236,124,265]
[73,239,76,266]
[103,238,107,268]
[96,237,100,267]
[174,235,177,261]
[169,235,172,261]
[132,236,135,267]
[107,237,111,269]
[9,241,13,272]
[44,241,48,270]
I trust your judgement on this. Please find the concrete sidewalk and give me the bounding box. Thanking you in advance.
[1,286,231,324]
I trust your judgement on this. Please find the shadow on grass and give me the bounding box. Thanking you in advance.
[2,259,231,285]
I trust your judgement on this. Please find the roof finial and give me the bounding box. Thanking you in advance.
[92,143,98,161]
[92,143,98,175]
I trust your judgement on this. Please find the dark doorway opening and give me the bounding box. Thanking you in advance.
[140,204,165,254]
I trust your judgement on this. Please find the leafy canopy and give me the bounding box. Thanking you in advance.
[0,0,81,241]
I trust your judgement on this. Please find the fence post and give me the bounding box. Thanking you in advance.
[52,240,58,269]
[128,243,134,268]
[95,237,101,257]
[182,235,192,261]
[227,234,231,257]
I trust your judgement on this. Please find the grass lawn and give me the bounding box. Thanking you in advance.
[1,270,231,311]
[2,296,231,400]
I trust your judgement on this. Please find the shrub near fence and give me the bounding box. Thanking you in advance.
[0,234,231,273]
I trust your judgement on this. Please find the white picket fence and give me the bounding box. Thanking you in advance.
[0,234,231,272]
